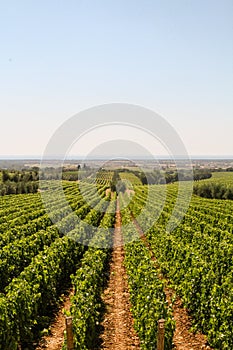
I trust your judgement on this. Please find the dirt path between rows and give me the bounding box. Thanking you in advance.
[100,200,141,350]
[35,201,212,350]
[132,216,212,350]
[36,291,73,350]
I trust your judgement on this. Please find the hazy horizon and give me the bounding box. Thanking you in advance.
[1,155,233,160]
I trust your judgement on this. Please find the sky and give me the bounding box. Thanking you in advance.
[0,0,232,158]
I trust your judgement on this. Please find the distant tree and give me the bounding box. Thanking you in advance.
[110,171,120,192]
[6,181,16,195]
[193,182,233,200]
[116,181,126,193]
[12,172,19,182]
[2,170,9,182]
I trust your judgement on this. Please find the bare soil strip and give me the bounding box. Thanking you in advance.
[35,203,212,350]
[100,200,141,350]
[36,291,73,350]
[132,216,212,350]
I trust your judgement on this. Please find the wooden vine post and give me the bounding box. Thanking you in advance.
[157,318,165,350]
[66,316,74,350]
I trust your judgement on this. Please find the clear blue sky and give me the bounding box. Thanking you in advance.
[0,0,232,157]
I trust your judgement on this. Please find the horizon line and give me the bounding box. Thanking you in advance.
[0,155,233,160]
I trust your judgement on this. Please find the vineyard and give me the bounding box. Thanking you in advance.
[0,170,232,349]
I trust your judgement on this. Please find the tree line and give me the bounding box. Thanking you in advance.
[110,171,126,193]
[118,168,212,185]
[193,183,233,200]
[0,169,39,196]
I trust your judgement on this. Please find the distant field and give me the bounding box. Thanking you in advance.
[193,172,233,200]
[202,171,233,185]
